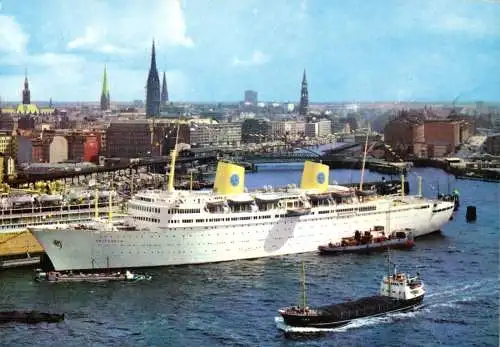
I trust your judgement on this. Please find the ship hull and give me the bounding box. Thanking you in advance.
[30,200,454,271]
[0,311,64,324]
[0,206,124,257]
[280,295,424,328]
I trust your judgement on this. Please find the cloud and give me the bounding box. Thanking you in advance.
[232,50,270,67]
[66,0,193,54]
[0,5,192,102]
[1,0,498,102]
[162,0,194,48]
[299,0,308,16]
[68,27,131,54]
[0,14,28,55]
[67,26,99,49]
[400,1,500,37]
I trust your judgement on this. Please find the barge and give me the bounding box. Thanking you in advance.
[278,256,424,330]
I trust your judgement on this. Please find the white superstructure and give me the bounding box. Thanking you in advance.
[30,160,455,271]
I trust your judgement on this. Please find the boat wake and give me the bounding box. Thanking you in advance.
[274,307,424,334]
[425,278,496,300]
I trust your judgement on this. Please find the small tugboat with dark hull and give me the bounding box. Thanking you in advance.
[318,227,415,255]
[0,310,64,324]
[277,255,425,330]
[34,269,152,283]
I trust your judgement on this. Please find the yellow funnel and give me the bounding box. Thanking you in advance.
[300,161,329,192]
[213,161,245,195]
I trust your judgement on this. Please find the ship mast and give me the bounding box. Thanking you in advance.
[300,262,307,309]
[167,116,181,192]
[386,202,392,296]
[387,249,392,296]
[359,131,369,190]
[108,190,113,224]
[94,188,99,220]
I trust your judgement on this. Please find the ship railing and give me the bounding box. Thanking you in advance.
[0,201,117,216]
[0,203,121,225]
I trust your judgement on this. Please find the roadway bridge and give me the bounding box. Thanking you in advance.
[237,150,320,162]
[235,143,361,163]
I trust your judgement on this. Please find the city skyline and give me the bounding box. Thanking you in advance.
[0,0,499,103]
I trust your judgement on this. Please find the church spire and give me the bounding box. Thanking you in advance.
[299,69,309,117]
[161,71,169,105]
[22,69,31,105]
[150,40,157,70]
[146,40,161,117]
[100,65,110,110]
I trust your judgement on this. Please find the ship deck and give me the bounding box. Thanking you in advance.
[319,295,397,316]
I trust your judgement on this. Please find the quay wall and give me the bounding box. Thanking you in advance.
[0,231,44,256]
[413,159,500,182]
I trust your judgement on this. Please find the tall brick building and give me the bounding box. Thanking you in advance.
[423,120,461,157]
[106,121,153,158]
[384,110,471,158]
[384,110,425,158]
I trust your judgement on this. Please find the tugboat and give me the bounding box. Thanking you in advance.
[318,227,415,255]
[278,254,424,329]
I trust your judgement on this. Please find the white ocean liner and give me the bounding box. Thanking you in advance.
[30,153,455,271]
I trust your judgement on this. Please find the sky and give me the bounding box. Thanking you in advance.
[0,0,499,103]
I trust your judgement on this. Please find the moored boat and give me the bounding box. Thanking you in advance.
[0,187,125,261]
[0,310,64,324]
[278,255,424,330]
[28,151,455,271]
[318,227,415,255]
[34,269,151,282]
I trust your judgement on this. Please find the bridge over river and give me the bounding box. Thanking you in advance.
[229,143,361,163]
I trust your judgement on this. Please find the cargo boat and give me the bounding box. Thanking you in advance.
[278,256,424,329]
[318,227,415,255]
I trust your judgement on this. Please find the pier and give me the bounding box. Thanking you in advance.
[0,255,40,269]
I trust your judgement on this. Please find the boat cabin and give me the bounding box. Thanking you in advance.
[255,195,281,211]
[355,189,378,202]
[330,191,355,204]
[380,271,424,300]
[227,197,257,213]
[307,192,333,207]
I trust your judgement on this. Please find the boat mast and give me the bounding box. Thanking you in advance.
[387,200,391,234]
[359,131,369,190]
[94,188,99,220]
[167,116,181,192]
[387,249,392,296]
[386,202,392,296]
[108,190,113,224]
[300,262,307,309]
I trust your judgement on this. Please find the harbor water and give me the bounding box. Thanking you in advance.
[0,166,498,347]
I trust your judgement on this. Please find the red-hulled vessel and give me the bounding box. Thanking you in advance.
[318,227,415,255]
